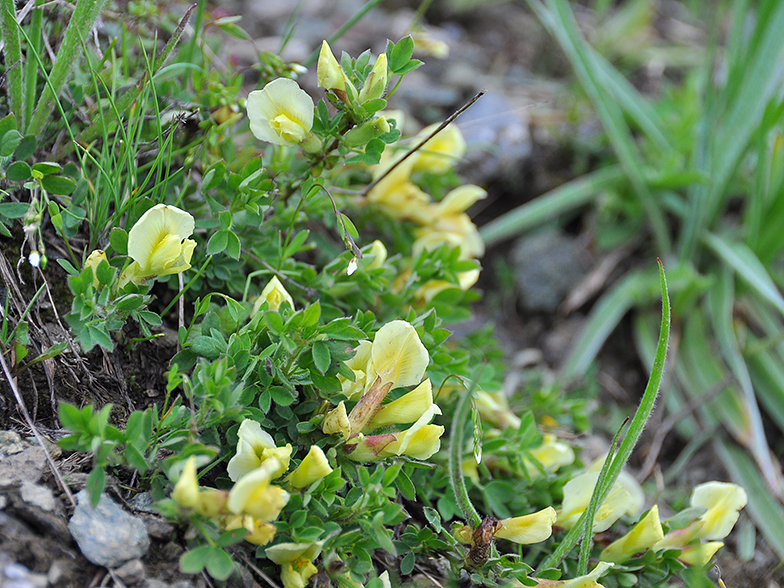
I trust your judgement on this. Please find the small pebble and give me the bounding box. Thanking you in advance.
[114,559,146,586]
[20,482,56,512]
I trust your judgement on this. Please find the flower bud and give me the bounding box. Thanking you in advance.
[358,53,388,103]
[343,116,391,147]
[172,457,200,508]
[286,446,333,489]
[317,41,346,91]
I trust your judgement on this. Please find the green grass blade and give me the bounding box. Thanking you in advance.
[706,268,781,492]
[703,232,784,317]
[0,0,24,119]
[479,166,624,247]
[719,439,784,560]
[746,345,784,433]
[525,0,671,255]
[22,1,43,130]
[27,0,108,137]
[541,261,670,572]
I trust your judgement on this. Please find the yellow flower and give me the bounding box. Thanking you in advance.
[265,542,322,588]
[195,488,229,518]
[227,459,290,521]
[317,41,348,92]
[358,53,388,103]
[223,514,277,546]
[337,340,373,400]
[474,390,521,430]
[369,319,429,387]
[285,446,333,489]
[524,434,575,479]
[414,269,481,304]
[253,276,295,313]
[322,401,351,440]
[367,149,431,220]
[227,419,292,482]
[247,78,316,148]
[365,239,388,269]
[172,456,200,508]
[557,470,644,533]
[653,481,746,565]
[600,505,664,563]
[677,541,724,567]
[411,123,466,175]
[412,185,487,259]
[121,204,196,285]
[411,31,450,59]
[365,379,436,431]
[560,562,613,588]
[689,481,747,540]
[83,249,109,288]
[347,406,444,461]
[494,507,557,544]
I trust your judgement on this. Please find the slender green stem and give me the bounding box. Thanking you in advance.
[182,0,204,81]
[0,0,24,119]
[449,373,483,528]
[538,261,670,573]
[27,0,109,137]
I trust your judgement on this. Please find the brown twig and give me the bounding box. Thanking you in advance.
[238,553,283,588]
[360,89,486,197]
[0,343,77,507]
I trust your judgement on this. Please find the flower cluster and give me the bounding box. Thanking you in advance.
[173,426,333,545]
[322,319,444,461]
[368,117,486,300]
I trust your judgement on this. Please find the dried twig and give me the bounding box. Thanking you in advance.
[360,89,486,197]
[238,553,283,588]
[0,344,76,507]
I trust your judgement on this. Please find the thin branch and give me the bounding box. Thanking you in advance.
[360,89,486,197]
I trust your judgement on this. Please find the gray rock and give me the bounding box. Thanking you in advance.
[0,447,46,489]
[1,562,48,588]
[0,494,7,509]
[129,491,155,512]
[140,513,174,541]
[20,482,55,512]
[68,490,150,568]
[0,431,26,457]
[143,581,171,588]
[24,436,62,459]
[114,559,146,585]
[511,228,593,312]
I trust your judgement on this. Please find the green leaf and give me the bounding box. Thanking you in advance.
[41,175,76,195]
[86,467,106,507]
[396,469,416,500]
[312,341,331,375]
[6,161,32,181]
[110,228,128,255]
[13,136,37,161]
[388,36,414,72]
[400,551,415,575]
[225,231,241,260]
[215,528,248,547]
[32,161,62,175]
[270,385,297,407]
[207,230,229,255]
[283,230,310,258]
[203,160,226,191]
[0,202,31,219]
[0,130,22,157]
[205,547,234,580]
[0,114,17,137]
[180,546,211,574]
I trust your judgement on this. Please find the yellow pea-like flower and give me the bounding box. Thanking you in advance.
[253,276,295,314]
[227,419,292,482]
[411,123,467,175]
[171,456,200,508]
[122,204,196,285]
[227,459,290,522]
[600,505,664,563]
[494,507,558,544]
[286,446,333,490]
[247,78,316,148]
[265,542,323,588]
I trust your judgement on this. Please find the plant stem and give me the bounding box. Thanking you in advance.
[449,374,482,528]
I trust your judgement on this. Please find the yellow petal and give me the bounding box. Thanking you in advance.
[247,78,314,146]
[322,401,351,440]
[286,445,333,489]
[600,505,664,563]
[690,481,747,540]
[172,456,200,508]
[227,420,276,482]
[365,379,434,430]
[411,123,467,175]
[227,459,290,521]
[495,507,557,544]
[318,41,346,91]
[561,562,613,588]
[678,541,723,566]
[370,320,429,386]
[127,204,195,280]
[253,276,295,312]
[558,471,642,533]
[436,185,487,216]
[265,541,323,565]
